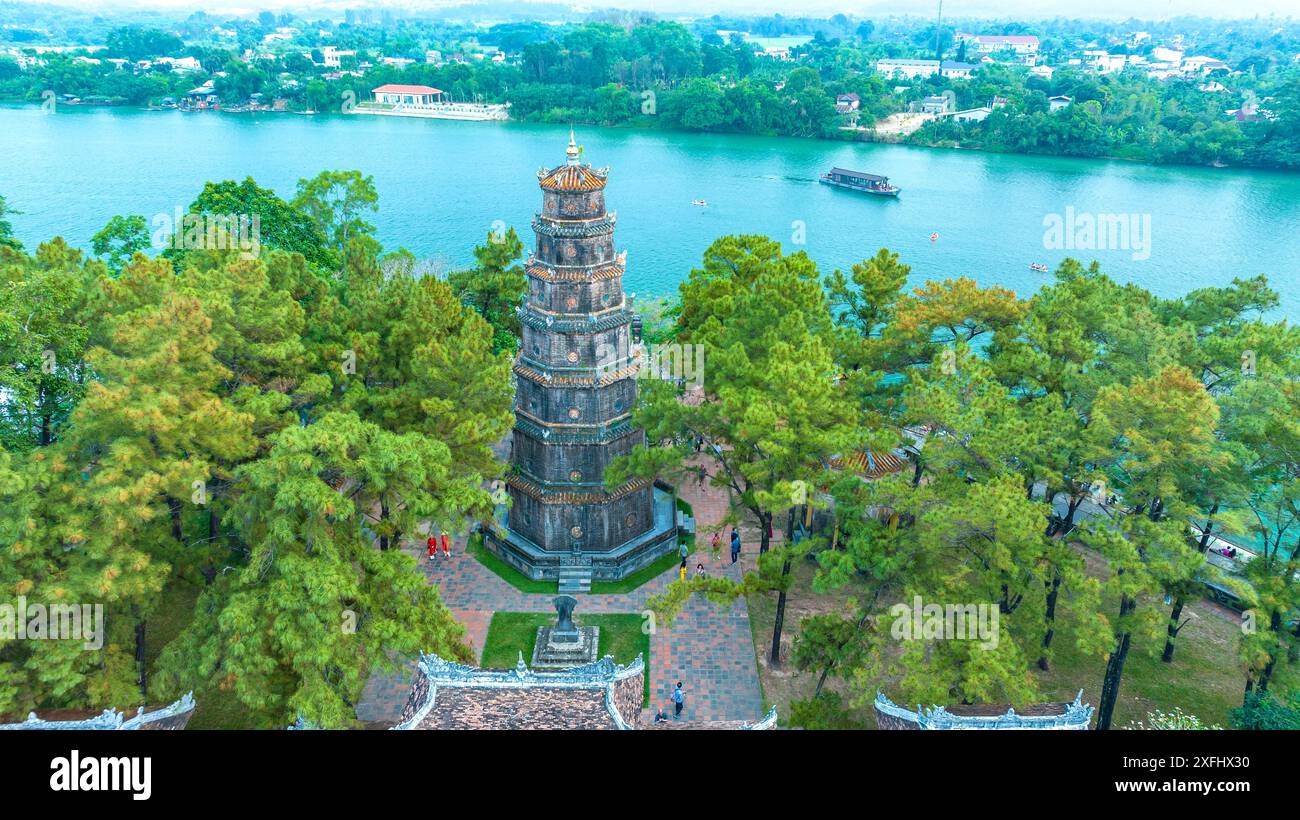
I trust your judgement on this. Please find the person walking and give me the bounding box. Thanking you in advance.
[672,682,685,719]
[678,563,687,582]
[440,530,451,558]
[427,534,438,562]
[730,529,741,564]
[678,539,689,562]
[710,530,721,556]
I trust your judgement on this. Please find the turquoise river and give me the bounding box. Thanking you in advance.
[0,104,1297,317]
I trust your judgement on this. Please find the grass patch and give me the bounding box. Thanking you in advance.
[480,611,651,705]
[1033,550,1300,728]
[465,534,555,593]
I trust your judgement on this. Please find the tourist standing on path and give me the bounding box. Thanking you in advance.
[427,534,438,562]
[673,682,685,719]
[678,563,687,582]
[710,531,721,556]
[730,529,741,564]
[440,530,451,557]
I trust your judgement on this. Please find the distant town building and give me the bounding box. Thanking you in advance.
[962,33,1040,65]
[1049,95,1073,112]
[1030,64,1055,79]
[947,106,993,123]
[940,61,977,78]
[835,92,861,113]
[877,58,976,79]
[320,46,356,68]
[371,84,444,105]
[1152,46,1185,64]
[919,95,951,114]
[877,58,938,79]
[1182,56,1230,76]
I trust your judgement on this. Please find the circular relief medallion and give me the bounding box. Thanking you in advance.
[565,296,579,310]
[561,199,578,215]
[624,512,637,528]
[563,244,577,259]
[567,407,581,420]
[566,351,579,363]
[570,525,583,538]
[569,470,582,482]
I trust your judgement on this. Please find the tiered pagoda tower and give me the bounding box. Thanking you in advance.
[483,134,677,589]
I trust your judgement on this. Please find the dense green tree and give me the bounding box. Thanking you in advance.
[447,227,527,355]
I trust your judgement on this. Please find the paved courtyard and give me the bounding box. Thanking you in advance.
[357,454,773,725]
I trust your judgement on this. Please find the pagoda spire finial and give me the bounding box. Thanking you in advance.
[566,127,580,166]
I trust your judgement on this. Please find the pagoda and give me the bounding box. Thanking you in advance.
[482,133,677,590]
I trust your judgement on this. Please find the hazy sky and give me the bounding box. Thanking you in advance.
[25,0,1300,19]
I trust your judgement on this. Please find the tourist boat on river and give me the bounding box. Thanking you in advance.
[1029,262,1049,272]
[819,167,900,197]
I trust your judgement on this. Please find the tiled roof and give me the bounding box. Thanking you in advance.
[392,652,643,730]
[507,473,649,505]
[371,83,442,94]
[513,361,639,387]
[538,163,609,192]
[829,449,909,479]
[525,258,625,282]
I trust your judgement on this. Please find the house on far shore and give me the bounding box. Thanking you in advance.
[835,92,861,113]
[947,105,993,123]
[1049,94,1073,112]
[371,83,444,105]
[918,95,950,114]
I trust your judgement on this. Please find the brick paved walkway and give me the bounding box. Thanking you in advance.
[356,453,770,725]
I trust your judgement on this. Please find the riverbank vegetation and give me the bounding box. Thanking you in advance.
[1,6,1297,169]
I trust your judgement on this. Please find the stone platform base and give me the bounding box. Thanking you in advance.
[531,626,600,669]
[481,483,679,583]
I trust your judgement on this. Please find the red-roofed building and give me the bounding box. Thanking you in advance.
[371,84,444,105]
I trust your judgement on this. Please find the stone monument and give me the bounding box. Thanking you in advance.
[530,594,600,669]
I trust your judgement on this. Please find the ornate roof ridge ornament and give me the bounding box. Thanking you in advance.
[873,691,1094,730]
[1,691,196,731]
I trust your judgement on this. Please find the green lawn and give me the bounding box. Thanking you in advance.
[480,611,651,705]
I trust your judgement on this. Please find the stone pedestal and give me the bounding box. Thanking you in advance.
[531,626,600,669]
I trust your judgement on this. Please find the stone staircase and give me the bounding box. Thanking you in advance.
[557,566,593,594]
